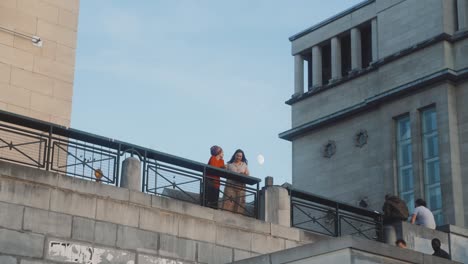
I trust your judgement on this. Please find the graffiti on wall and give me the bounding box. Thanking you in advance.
[139,254,187,264]
[47,240,189,264]
[48,241,135,264]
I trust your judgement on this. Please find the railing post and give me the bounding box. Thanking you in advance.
[256,182,260,219]
[45,126,53,171]
[141,150,147,193]
[290,189,293,228]
[260,176,291,226]
[378,215,384,242]
[335,204,340,237]
[201,167,206,207]
[120,157,141,191]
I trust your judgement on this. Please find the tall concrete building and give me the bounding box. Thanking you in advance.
[280,0,468,228]
[0,0,79,127]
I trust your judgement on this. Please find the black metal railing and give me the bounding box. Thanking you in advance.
[144,161,259,217]
[289,188,383,241]
[0,110,261,217]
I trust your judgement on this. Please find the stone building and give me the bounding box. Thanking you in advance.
[0,0,79,127]
[280,0,468,228]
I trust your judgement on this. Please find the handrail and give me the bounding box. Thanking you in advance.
[0,109,261,186]
[288,187,382,220]
[289,186,383,241]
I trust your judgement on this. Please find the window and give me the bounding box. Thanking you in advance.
[340,33,351,77]
[306,53,312,89]
[396,116,414,212]
[421,107,442,224]
[360,23,372,68]
[321,41,331,84]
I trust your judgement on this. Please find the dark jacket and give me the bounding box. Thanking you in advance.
[382,196,409,225]
[433,249,450,259]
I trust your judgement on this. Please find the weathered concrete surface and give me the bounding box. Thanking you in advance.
[0,0,79,127]
[46,238,135,264]
[287,0,468,230]
[120,157,141,191]
[0,255,17,264]
[439,225,468,263]
[0,228,44,258]
[262,186,291,227]
[0,161,319,263]
[2,160,468,263]
[0,201,24,230]
[398,221,449,255]
[23,207,72,238]
[233,236,462,264]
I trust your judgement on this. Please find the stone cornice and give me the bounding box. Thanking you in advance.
[279,67,468,141]
[286,32,468,106]
[289,0,375,42]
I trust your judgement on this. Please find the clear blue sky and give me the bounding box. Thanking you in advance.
[72,0,363,185]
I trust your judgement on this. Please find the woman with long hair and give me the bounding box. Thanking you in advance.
[222,149,250,214]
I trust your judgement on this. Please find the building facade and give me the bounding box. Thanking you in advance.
[280,0,468,227]
[0,0,79,127]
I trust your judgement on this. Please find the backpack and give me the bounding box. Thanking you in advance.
[383,196,409,220]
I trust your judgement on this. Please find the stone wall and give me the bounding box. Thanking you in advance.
[0,0,79,126]
[0,161,324,264]
[290,38,465,128]
[288,1,468,227]
[439,225,468,262]
[456,81,468,227]
[292,81,466,226]
[382,221,468,263]
[376,0,452,58]
[291,0,457,57]
[233,236,462,264]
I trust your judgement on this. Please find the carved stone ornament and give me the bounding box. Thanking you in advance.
[354,129,368,148]
[322,140,336,158]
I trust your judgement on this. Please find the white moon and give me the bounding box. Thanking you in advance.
[257,154,265,165]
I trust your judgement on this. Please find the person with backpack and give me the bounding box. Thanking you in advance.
[382,194,409,244]
[383,194,409,224]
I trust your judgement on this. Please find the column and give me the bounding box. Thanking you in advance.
[294,54,304,95]
[331,37,342,81]
[120,157,141,191]
[458,0,468,30]
[351,27,362,71]
[371,18,378,62]
[312,46,322,87]
[260,176,291,226]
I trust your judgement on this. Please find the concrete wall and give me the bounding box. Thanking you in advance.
[382,222,468,263]
[291,0,457,57]
[287,0,468,228]
[376,0,451,58]
[292,82,466,226]
[0,0,79,126]
[399,222,450,255]
[439,225,468,263]
[233,236,461,264]
[0,161,324,264]
[456,82,468,227]
[291,1,376,55]
[291,40,455,128]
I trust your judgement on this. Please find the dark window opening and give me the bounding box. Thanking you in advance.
[322,41,331,84]
[340,33,351,77]
[360,23,372,68]
[305,53,312,89]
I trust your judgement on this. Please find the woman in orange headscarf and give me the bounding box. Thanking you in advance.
[204,145,225,209]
